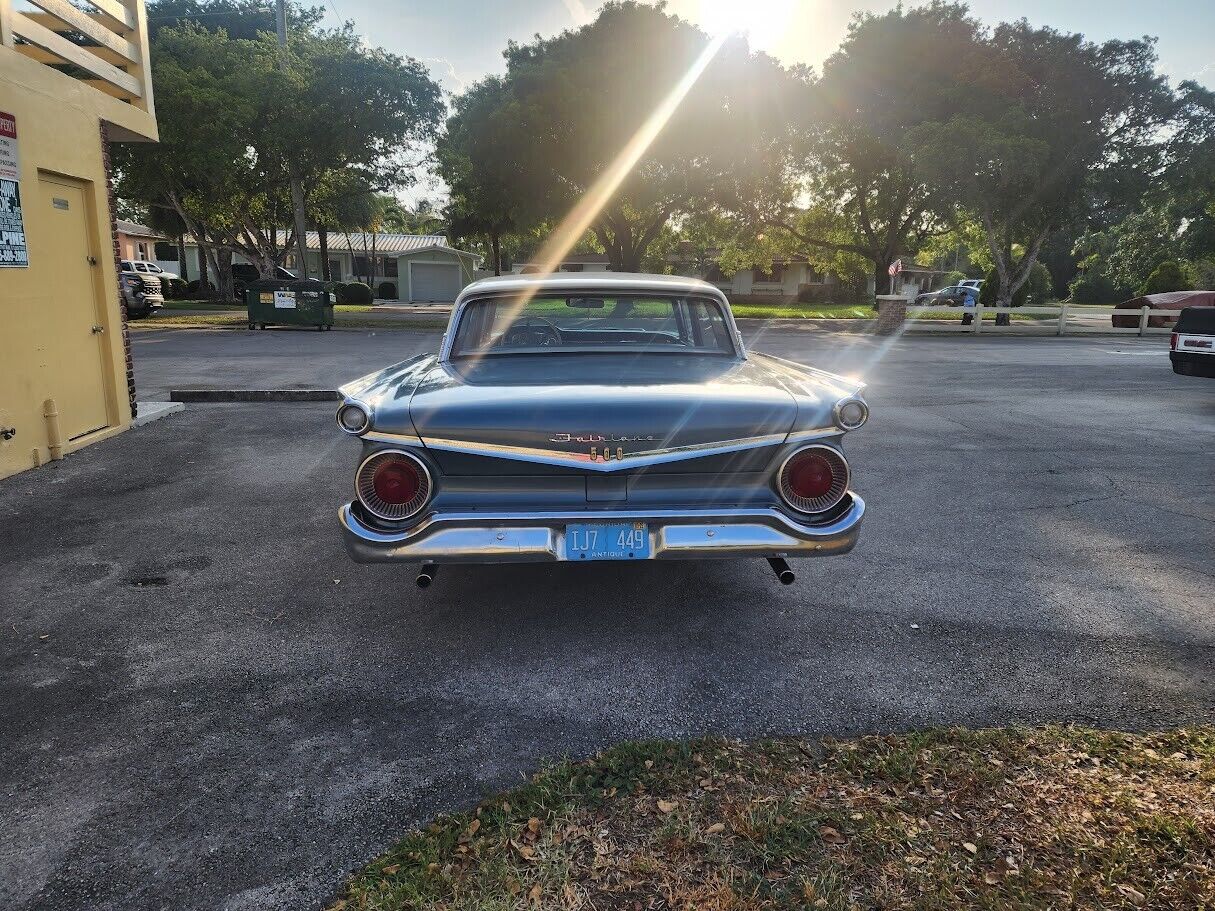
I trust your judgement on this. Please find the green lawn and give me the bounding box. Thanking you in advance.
[331,726,1215,911]
[135,312,448,331]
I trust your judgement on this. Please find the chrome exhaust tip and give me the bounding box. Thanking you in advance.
[416,563,438,588]
[767,557,795,585]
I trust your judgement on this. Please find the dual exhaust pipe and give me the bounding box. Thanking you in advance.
[415,559,795,588]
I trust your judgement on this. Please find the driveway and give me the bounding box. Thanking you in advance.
[2,328,1213,910]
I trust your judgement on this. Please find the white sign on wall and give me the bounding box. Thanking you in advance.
[0,112,18,182]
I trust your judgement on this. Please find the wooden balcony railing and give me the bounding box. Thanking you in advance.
[2,0,154,120]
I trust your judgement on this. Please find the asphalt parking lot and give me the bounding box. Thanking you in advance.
[2,325,1213,910]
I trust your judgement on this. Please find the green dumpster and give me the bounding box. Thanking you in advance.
[245,278,334,331]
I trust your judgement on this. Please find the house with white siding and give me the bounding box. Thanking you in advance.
[170,231,481,301]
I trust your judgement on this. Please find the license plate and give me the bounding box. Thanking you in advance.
[565,523,649,560]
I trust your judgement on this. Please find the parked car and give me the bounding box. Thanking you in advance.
[335,273,868,586]
[959,279,983,291]
[119,265,164,319]
[915,285,976,307]
[120,259,178,281]
[1111,290,1215,328]
[231,262,296,301]
[1170,307,1215,377]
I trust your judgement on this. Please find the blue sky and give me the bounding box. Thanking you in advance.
[318,0,1214,94]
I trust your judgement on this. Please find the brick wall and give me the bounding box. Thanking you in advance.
[99,122,137,420]
[874,296,908,336]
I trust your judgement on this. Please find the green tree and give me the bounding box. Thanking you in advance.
[439,2,797,272]
[145,0,321,40]
[723,4,984,298]
[1142,259,1193,295]
[911,21,1173,322]
[436,76,525,275]
[116,15,442,289]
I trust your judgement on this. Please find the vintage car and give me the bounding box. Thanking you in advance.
[336,273,868,586]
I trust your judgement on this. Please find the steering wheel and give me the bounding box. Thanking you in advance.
[503,317,561,348]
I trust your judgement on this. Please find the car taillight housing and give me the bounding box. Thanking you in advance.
[1170,332,1178,350]
[356,450,432,521]
[777,445,849,514]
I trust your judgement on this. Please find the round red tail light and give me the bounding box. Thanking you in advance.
[356,450,432,521]
[778,445,849,514]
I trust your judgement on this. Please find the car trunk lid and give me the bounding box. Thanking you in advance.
[408,354,798,474]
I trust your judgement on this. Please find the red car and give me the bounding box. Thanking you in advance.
[1111,290,1215,328]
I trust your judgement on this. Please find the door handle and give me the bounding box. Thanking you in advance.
[92,325,105,334]
[0,427,15,441]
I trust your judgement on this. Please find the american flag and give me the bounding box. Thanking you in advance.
[887,259,903,277]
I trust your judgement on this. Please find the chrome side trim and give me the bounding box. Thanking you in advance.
[418,432,790,472]
[340,495,864,564]
[783,426,840,445]
[363,429,426,447]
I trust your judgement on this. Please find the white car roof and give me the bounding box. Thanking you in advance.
[458,271,723,302]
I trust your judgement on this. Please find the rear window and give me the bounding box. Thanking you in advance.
[1176,307,1215,334]
[449,294,736,357]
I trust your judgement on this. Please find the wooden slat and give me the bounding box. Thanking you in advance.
[82,77,136,101]
[13,39,130,66]
[82,0,136,32]
[22,0,139,62]
[11,11,142,96]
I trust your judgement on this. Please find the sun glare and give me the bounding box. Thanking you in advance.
[693,0,798,49]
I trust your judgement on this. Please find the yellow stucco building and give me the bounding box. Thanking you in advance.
[1,0,157,480]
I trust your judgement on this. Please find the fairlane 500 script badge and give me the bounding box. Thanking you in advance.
[550,432,659,462]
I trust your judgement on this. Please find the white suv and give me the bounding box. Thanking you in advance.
[120,259,179,281]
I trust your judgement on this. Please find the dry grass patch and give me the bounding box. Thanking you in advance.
[331,727,1215,910]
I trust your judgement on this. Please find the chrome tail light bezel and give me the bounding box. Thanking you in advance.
[355,449,433,522]
[337,401,372,436]
[833,396,869,431]
[777,444,850,515]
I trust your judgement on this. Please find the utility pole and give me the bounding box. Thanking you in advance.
[276,0,311,280]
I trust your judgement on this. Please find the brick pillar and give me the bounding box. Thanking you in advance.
[99,122,137,420]
[874,295,909,336]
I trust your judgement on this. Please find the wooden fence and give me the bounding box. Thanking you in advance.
[902,303,1177,336]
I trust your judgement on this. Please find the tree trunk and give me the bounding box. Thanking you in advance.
[491,231,501,276]
[871,256,897,309]
[371,231,377,295]
[198,241,209,290]
[215,248,234,302]
[319,225,330,281]
[255,252,277,279]
[289,168,310,280]
[176,235,188,282]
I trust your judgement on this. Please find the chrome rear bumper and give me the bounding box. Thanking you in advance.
[340,495,864,564]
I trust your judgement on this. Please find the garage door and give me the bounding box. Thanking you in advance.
[410,262,460,302]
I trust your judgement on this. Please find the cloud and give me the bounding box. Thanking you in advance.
[420,56,467,93]
[559,0,591,24]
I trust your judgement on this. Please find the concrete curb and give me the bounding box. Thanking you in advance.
[169,390,338,403]
[132,401,185,426]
